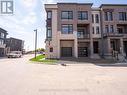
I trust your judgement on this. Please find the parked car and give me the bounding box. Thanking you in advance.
[7,51,22,58]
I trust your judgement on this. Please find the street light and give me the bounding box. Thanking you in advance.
[34,29,37,58]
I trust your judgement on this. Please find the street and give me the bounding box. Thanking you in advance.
[0,54,127,95]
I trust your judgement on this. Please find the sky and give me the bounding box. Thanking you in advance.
[0,0,127,51]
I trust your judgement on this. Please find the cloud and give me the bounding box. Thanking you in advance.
[22,12,37,25]
[22,0,37,8]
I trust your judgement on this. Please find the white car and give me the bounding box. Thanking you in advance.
[7,51,22,58]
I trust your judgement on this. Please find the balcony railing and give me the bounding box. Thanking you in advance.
[0,44,6,48]
[77,33,90,38]
[103,32,124,37]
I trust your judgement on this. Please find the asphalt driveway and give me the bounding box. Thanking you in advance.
[0,54,127,95]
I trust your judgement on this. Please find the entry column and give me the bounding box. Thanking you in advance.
[120,38,124,54]
[74,39,78,58]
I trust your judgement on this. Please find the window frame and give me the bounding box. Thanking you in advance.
[95,14,99,23]
[96,26,100,34]
[47,27,52,38]
[78,11,88,20]
[61,11,73,19]
[61,24,73,34]
[110,25,114,33]
[119,12,127,21]
[105,25,109,33]
[47,11,52,20]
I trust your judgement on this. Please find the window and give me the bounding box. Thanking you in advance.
[50,47,53,52]
[0,33,4,38]
[95,14,99,23]
[92,27,95,34]
[96,26,100,34]
[61,11,73,19]
[47,11,52,19]
[0,39,4,45]
[78,11,88,20]
[119,12,127,21]
[109,12,113,21]
[117,28,123,34]
[92,14,94,23]
[61,24,73,34]
[105,25,109,33]
[104,12,108,21]
[47,27,52,38]
[105,12,113,21]
[110,25,114,33]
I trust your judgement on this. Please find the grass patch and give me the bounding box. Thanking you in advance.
[29,55,57,64]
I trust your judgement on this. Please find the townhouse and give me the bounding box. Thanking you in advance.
[0,28,8,57]
[45,3,127,59]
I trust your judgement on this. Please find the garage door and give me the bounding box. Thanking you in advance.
[61,47,72,57]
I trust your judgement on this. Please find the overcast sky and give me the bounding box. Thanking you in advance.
[0,0,127,51]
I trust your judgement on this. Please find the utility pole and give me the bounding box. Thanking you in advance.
[34,29,37,58]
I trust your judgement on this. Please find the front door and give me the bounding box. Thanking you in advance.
[124,41,127,54]
[0,48,4,57]
[78,47,88,57]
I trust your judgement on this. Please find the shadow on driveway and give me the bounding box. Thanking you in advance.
[60,57,116,64]
[59,57,127,67]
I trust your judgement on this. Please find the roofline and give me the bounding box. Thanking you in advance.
[8,37,23,41]
[100,4,127,8]
[57,3,93,6]
[0,28,8,34]
[45,4,57,6]
[92,7,101,11]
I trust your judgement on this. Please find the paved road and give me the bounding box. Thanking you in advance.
[0,54,127,95]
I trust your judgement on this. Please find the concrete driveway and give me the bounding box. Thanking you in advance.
[0,54,127,95]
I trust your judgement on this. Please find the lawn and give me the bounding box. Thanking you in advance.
[29,55,58,64]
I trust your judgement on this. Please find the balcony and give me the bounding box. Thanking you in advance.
[103,32,124,37]
[46,19,52,27]
[77,24,90,39]
[77,33,90,39]
[0,44,6,48]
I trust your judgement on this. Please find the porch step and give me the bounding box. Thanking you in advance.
[91,54,101,59]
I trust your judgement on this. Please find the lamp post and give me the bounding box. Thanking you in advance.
[34,29,37,58]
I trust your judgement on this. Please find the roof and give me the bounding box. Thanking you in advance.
[0,28,8,34]
[57,3,93,6]
[100,4,127,8]
[7,37,23,41]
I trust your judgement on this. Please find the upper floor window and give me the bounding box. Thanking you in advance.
[61,24,73,34]
[96,26,100,34]
[119,12,127,21]
[47,27,52,38]
[117,27,124,34]
[110,25,114,33]
[104,12,113,21]
[105,25,109,33]
[61,11,73,19]
[0,33,4,38]
[47,11,52,20]
[95,14,99,23]
[92,14,94,23]
[78,11,88,20]
[109,12,113,21]
[92,27,95,34]
[0,39,4,45]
